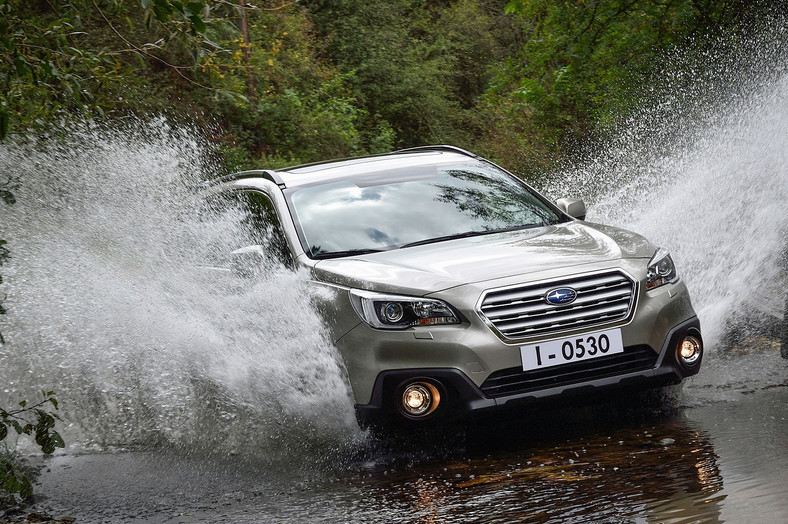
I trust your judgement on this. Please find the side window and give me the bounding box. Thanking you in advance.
[237,191,294,269]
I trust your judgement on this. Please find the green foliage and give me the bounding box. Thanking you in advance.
[0,0,406,166]
[141,0,209,34]
[0,0,126,138]
[0,0,771,172]
[483,0,755,171]
[0,451,34,504]
[1,392,64,505]
[193,6,380,167]
[305,0,516,149]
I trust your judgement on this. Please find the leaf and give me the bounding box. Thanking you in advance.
[504,1,523,15]
[3,473,23,494]
[189,14,206,34]
[0,423,7,441]
[36,411,55,430]
[18,400,26,408]
[19,475,33,499]
[152,4,171,23]
[186,1,205,13]
[51,431,65,449]
[14,56,30,76]
[38,438,56,454]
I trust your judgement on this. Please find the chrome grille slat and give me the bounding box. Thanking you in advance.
[495,302,630,331]
[503,310,627,338]
[482,274,625,306]
[482,285,632,320]
[478,270,637,340]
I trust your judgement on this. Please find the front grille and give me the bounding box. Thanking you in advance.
[480,345,657,398]
[478,270,637,340]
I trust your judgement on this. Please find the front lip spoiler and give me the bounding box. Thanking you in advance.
[355,317,701,427]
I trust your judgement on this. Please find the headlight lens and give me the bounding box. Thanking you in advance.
[647,248,678,290]
[349,289,461,329]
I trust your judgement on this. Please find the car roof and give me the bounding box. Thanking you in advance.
[275,147,478,189]
[200,146,482,192]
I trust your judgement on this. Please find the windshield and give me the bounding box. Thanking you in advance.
[287,160,563,258]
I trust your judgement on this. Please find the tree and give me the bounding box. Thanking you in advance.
[480,0,755,173]
[304,0,517,149]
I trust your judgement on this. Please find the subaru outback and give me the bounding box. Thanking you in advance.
[200,146,703,427]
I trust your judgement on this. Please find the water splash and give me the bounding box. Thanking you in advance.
[544,23,788,348]
[2,24,787,460]
[0,120,361,457]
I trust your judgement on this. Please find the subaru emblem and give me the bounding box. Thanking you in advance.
[545,287,578,305]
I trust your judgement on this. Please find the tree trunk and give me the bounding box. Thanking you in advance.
[238,1,257,105]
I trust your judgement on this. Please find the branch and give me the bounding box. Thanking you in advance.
[214,0,300,12]
[90,0,216,91]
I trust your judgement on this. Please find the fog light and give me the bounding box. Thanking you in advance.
[401,382,441,417]
[678,335,702,366]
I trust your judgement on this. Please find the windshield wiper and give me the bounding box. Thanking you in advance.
[397,224,544,250]
[313,248,387,259]
[397,230,493,249]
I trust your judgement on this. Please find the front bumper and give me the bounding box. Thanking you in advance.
[355,316,702,427]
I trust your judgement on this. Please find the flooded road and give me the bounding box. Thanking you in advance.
[19,350,787,523]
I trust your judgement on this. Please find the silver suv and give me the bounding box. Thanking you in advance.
[202,146,703,427]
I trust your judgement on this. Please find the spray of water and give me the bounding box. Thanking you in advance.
[544,21,788,348]
[2,20,787,459]
[0,120,361,458]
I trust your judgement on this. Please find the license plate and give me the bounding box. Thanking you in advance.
[520,328,624,371]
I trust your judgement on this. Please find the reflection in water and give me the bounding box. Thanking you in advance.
[32,385,788,523]
[348,398,724,523]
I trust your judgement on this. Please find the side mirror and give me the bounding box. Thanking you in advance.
[555,198,587,221]
[228,245,267,278]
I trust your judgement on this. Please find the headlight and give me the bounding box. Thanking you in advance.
[349,289,461,329]
[647,248,678,290]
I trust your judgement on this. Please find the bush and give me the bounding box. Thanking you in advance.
[1,392,64,507]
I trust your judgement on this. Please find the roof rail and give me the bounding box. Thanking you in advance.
[195,169,285,191]
[393,145,479,158]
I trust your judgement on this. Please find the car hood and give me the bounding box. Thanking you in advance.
[312,221,655,295]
